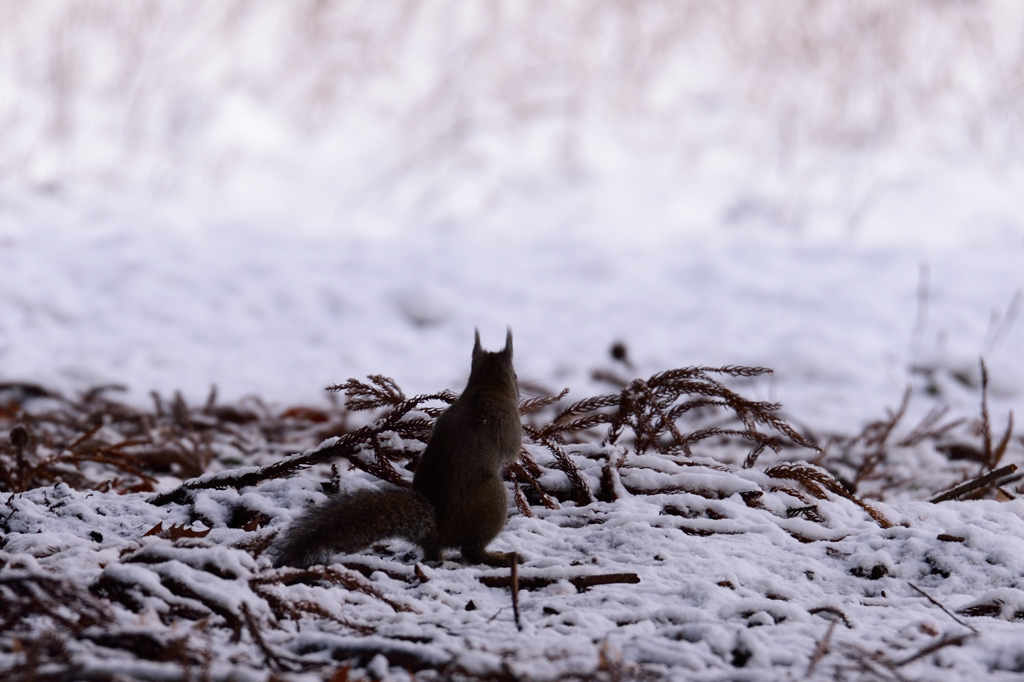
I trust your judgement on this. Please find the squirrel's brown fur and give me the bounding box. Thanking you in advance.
[272,329,521,567]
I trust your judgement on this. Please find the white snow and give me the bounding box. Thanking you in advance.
[6,467,1024,680]
[2,1,1024,680]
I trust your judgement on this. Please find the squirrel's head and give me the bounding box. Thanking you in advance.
[469,328,518,394]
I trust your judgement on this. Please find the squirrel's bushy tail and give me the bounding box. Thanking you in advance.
[271,489,436,568]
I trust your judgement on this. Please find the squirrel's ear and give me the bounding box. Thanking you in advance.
[473,328,482,358]
[504,328,513,356]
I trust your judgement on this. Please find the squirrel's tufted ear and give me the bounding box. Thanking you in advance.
[473,328,482,359]
[504,328,513,356]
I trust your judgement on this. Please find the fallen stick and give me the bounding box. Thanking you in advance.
[510,553,522,631]
[480,572,640,591]
[928,464,1017,503]
[908,583,976,633]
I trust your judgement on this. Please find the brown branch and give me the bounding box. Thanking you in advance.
[510,553,521,631]
[928,464,1018,503]
[908,583,976,633]
[480,572,640,591]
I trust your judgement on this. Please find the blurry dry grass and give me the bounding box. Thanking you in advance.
[812,359,1021,502]
[2,0,1022,205]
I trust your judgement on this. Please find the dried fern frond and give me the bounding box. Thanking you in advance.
[536,367,815,469]
[523,425,593,506]
[520,388,570,416]
[150,378,454,504]
[328,375,405,411]
[766,463,891,528]
[552,395,623,425]
[252,565,412,613]
[0,557,111,634]
[895,406,964,447]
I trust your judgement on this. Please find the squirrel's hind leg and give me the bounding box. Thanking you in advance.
[421,545,443,563]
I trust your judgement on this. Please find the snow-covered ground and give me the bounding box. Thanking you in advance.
[1,224,1022,436]
[2,2,1024,680]
[7,471,1024,681]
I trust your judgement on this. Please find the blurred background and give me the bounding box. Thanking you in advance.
[0,0,1022,431]
[2,0,1024,242]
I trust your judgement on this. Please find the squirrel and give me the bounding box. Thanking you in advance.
[271,329,522,568]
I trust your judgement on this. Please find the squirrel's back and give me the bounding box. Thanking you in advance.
[413,329,521,562]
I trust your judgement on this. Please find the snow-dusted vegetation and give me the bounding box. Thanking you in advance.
[2,2,1024,680]
[2,363,1023,681]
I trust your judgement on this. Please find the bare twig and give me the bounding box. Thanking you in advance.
[510,553,521,631]
[928,464,1018,503]
[806,620,837,677]
[908,583,976,633]
[894,632,973,667]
